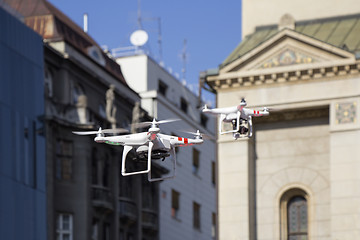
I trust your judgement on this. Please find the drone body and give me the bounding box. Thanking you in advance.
[202,99,269,139]
[73,119,204,182]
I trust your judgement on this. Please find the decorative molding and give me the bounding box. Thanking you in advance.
[207,61,360,90]
[258,48,317,69]
[335,101,357,124]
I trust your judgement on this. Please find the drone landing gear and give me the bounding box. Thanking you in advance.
[121,143,153,176]
[147,147,176,182]
[121,144,176,182]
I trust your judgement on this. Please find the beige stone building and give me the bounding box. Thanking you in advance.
[242,0,360,37]
[202,10,360,240]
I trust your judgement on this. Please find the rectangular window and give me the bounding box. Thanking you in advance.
[180,97,188,113]
[212,212,216,239]
[171,189,180,218]
[56,213,73,240]
[56,139,73,180]
[211,161,216,186]
[193,202,201,230]
[192,148,200,175]
[92,219,99,240]
[200,113,208,128]
[158,79,168,96]
[103,223,110,240]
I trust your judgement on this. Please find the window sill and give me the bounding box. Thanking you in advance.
[193,174,202,180]
[172,216,182,223]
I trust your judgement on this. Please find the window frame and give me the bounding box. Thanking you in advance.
[200,113,208,128]
[56,213,73,240]
[180,97,188,113]
[193,201,201,230]
[171,189,180,219]
[55,139,73,181]
[192,148,200,175]
[72,83,85,105]
[211,161,216,186]
[280,188,309,240]
[158,79,168,96]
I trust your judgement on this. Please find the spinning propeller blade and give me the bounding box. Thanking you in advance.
[262,107,284,112]
[132,118,180,129]
[72,127,128,135]
[182,130,214,140]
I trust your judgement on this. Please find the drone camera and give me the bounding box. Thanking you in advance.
[239,126,248,135]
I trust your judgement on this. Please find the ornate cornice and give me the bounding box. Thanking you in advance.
[207,60,360,90]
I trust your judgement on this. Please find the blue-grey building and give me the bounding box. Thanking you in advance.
[0,5,46,240]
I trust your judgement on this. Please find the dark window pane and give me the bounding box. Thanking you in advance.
[287,196,308,239]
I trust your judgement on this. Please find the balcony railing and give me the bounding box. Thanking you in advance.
[91,185,113,211]
[118,197,137,224]
[142,208,158,231]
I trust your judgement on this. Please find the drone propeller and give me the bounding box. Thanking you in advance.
[261,107,285,112]
[182,130,214,140]
[132,118,180,129]
[201,104,208,110]
[72,127,128,135]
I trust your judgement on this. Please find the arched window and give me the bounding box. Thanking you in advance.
[287,196,308,239]
[280,188,309,240]
[72,83,85,105]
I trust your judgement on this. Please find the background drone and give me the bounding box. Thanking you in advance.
[202,99,270,139]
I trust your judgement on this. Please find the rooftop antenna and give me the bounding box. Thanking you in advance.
[157,17,163,62]
[130,0,148,51]
[142,17,163,62]
[137,0,143,29]
[181,39,187,81]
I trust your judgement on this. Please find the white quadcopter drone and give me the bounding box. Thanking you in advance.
[202,98,270,139]
[73,119,204,182]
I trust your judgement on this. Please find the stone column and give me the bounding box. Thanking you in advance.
[218,135,252,240]
[329,98,360,240]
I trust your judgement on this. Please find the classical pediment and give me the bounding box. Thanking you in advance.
[255,47,319,69]
[220,29,355,74]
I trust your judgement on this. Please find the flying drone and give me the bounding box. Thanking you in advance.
[202,98,270,139]
[72,119,204,182]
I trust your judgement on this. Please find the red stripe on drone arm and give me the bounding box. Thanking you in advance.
[184,138,188,144]
[178,137,182,141]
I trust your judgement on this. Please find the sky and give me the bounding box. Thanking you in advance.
[49,0,242,104]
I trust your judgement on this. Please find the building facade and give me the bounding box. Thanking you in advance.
[203,12,360,240]
[4,0,167,239]
[0,5,46,240]
[116,54,218,240]
[242,0,360,38]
